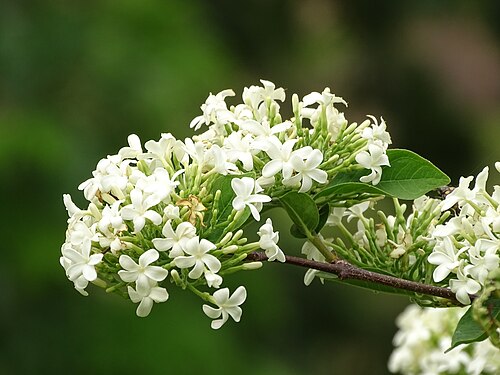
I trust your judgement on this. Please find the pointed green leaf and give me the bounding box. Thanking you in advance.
[377,149,451,200]
[448,298,500,351]
[316,204,330,233]
[315,149,450,202]
[280,191,319,237]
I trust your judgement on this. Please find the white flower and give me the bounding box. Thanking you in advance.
[345,201,371,222]
[205,270,223,288]
[361,116,392,150]
[449,268,481,305]
[120,189,163,233]
[163,204,180,221]
[464,239,499,284]
[223,132,257,171]
[302,87,346,108]
[118,134,143,159]
[127,284,169,317]
[441,176,475,211]
[142,133,185,164]
[283,149,328,193]
[207,144,238,175]
[78,156,128,201]
[183,138,209,166]
[231,177,271,221]
[326,207,346,226]
[63,194,86,220]
[301,237,327,262]
[355,143,390,185]
[152,220,197,258]
[118,249,168,294]
[61,239,103,295]
[238,118,291,138]
[98,200,126,237]
[242,79,285,110]
[428,237,466,282]
[258,218,285,262]
[174,236,221,279]
[202,286,247,329]
[257,136,311,179]
[135,168,182,206]
[190,89,235,131]
[68,221,98,246]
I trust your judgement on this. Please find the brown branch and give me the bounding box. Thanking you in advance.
[247,251,474,306]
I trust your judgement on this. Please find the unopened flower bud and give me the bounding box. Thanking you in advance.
[242,262,263,270]
[222,245,239,254]
[217,232,233,247]
[170,269,182,286]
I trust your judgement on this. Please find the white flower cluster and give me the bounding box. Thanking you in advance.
[300,196,443,286]
[389,304,500,375]
[60,80,393,327]
[428,165,500,304]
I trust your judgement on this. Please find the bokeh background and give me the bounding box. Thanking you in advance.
[1,1,499,374]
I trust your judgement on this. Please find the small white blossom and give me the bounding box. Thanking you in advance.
[231,177,271,221]
[427,237,466,282]
[78,156,128,201]
[258,218,285,262]
[152,220,197,258]
[283,149,328,193]
[464,239,499,284]
[202,286,247,329]
[207,144,238,175]
[135,168,182,206]
[120,189,162,233]
[142,133,186,164]
[190,89,235,131]
[242,79,285,110]
[118,249,168,294]
[127,284,169,317]
[118,134,143,159]
[449,268,481,305]
[362,116,392,150]
[163,204,180,220]
[61,239,103,296]
[205,270,223,288]
[355,143,390,185]
[238,118,291,138]
[257,136,311,180]
[174,236,221,279]
[441,176,475,211]
[223,132,257,171]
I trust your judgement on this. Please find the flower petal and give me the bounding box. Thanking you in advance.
[144,266,168,282]
[136,297,154,317]
[139,249,159,267]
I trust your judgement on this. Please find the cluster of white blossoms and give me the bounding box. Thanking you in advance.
[302,165,500,308]
[61,80,392,327]
[389,304,500,374]
[428,164,500,304]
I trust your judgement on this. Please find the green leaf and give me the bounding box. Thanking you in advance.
[377,149,451,200]
[316,204,330,233]
[279,191,319,237]
[315,149,450,202]
[448,298,500,351]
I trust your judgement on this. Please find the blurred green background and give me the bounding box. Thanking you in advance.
[1,1,499,374]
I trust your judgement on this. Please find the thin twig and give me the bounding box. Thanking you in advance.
[247,251,473,306]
